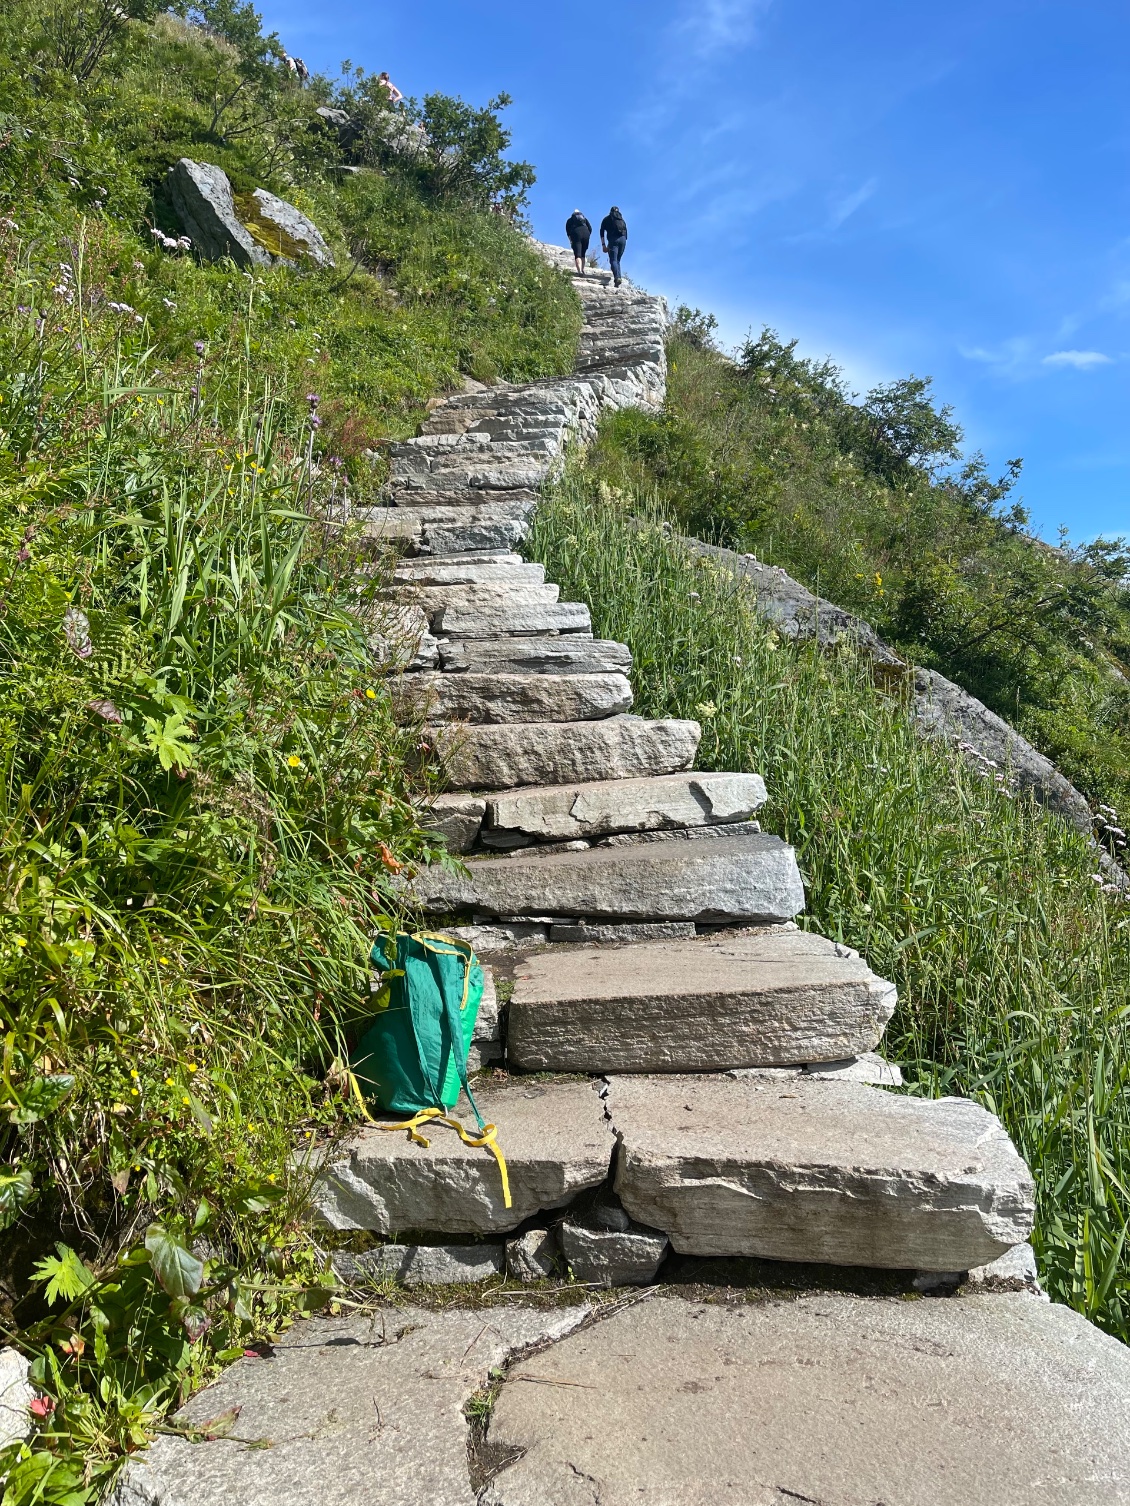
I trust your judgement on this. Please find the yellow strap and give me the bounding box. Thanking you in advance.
[377,1108,512,1209]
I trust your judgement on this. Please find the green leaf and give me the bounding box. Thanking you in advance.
[144,1223,204,1299]
[32,1243,96,1306]
[0,1168,36,1231]
[7,1074,76,1125]
[229,1181,285,1216]
[142,712,197,773]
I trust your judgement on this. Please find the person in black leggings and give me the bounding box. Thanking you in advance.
[600,207,628,287]
[565,210,592,274]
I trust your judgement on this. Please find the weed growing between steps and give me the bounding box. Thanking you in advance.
[528,477,1130,1342]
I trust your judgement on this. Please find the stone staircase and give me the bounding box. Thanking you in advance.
[314,246,1038,1285]
[116,246,1130,1506]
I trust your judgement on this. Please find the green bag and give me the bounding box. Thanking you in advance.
[351,929,485,1120]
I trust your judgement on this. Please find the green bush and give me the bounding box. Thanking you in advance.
[529,476,1130,1342]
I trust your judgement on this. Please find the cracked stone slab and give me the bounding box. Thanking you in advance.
[608,1074,1035,1270]
[479,771,766,846]
[330,1243,504,1286]
[392,559,546,588]
[432,598,592,639]
[432,716,700,791]
[422,794,487,854]
[506,929,895,1073]
[558,1217,668,1287]
[391,673,633,725]
[113,1305,590,1506]
[413,835,805,925]
[313,1080,612,1235]
[480,1293,1130,1506]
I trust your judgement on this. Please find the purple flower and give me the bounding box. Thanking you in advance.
[194,341,205,356]
[306,392,320,408]
[309,415,323,429]
[16,547,30,564]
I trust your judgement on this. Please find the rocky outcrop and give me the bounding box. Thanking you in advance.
[167,159,333,269]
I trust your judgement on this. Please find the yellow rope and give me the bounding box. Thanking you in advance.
[376,1107,512,1209]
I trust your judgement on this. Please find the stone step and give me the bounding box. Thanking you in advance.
[432,596,592,639]
[479,770,767,846]
[506,928,896,1073]
[389,581,561,619]
[313,1079,612,1235]
[432,714,700,791]
[411,833,805,924]
[439,636,632,677]
[392,558,545,587]
[390,671,633,725]
[482,1293,1130,1506]
[607,1074,1036,1271]
[383,487,539,510]
[352,502,534,556]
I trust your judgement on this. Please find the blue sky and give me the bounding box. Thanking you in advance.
[260,0,1130,544]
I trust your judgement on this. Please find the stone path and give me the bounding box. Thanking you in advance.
[116,249,1130,1502]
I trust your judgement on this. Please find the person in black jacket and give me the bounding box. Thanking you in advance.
[600,207,628,287]
[565,210,592,275]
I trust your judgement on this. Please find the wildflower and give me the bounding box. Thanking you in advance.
[182,1095,191,1105]
[0,218,17,232]
[29,1397,55,1419]
[162,297,176,309]
[16,547,29,564]
[310,415,323,429]
[130,1069,139,1079]
[306,392,320,407]
[14,936,26,948]
[159,956,169,964]
[165,1077,173,1086]
[365,687,377,699]
[695,701,717,719]
[194,340,205,356]
[131,1087,140,1096]
[287,754,303,768]
[187,1063,198,1073]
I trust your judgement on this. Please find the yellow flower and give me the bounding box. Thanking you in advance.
[267,1172,276,1182]
[187,1063,198,1073]
[158,956,169,965]
[130,1069,139,1079]
[131,1088,139,1097]
[165,1077,174,1086]
[182,1095,191,1105]
[287,754,302,768]
[14,936,26,948]
[365,688,377,700]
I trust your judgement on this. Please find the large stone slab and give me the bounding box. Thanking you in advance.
[393,558,544,587]
[423,793,487,853]
[481,1293,1130,1506]
[313,1080,612,1234]
[433,715,700,791]
[391,582,560,619]
[413,835,805,924]
[330,1242,504,1286]
[608,1074,1035,1270]
[243,188,334,267]
[481,770,767,846]
[391,672,633,725]
[433,598,591,638]
[167,158,268,268]
[114,1306,589,1506]
[507,929,896,1072]
[439,636,632,676]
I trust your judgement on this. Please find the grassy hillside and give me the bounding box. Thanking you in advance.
[586,318,1130,837]
[0,3,580,1498]
[529,476,1130,1342]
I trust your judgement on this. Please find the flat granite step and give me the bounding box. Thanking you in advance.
[389,581,560,619]
[391,671,633,725]
[433,714,701,790]
[481,1293,1130,1506]
[506,928,896,1072]
[438,636,632,676]
[432,597,592,638]
[411,833,805,924]
[313,1079,612,1235]
[607,1073,1036,1271]
[353,501,535,555]
[478,769,767,846]
[392,558,546,587]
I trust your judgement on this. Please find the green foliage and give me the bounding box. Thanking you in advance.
[529,476,1130,1340]
[588,329,1130,823]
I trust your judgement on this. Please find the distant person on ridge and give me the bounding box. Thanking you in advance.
[600,206,628,288]
[565,209,592,275]
[378,71,403,104]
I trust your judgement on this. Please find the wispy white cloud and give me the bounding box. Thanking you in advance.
[1042,349,1114,369]
[672,0,774,63]
[827,178,878,231]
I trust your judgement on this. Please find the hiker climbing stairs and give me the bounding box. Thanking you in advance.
[313,243,1039,1284]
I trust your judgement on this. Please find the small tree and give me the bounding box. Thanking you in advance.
[36,0,163,82]
[862,375,963,476]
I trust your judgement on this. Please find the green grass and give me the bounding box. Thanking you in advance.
[528,475,1130,1341]
[586,328,1130,823]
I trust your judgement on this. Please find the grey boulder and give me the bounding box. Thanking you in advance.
[506,1227,560,1282]
[608,1073,1036,1270]
[330,1242,503,1286]
[167,158,268,267]
[558,1216,668,1287]
[243,188,334,268]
